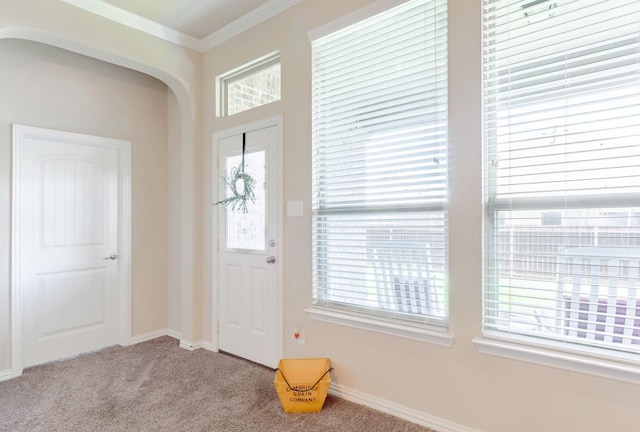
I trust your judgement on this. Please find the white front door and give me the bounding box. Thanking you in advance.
[13,125,127,368]
[217,124,281,368]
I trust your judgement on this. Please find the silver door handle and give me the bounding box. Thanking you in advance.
[103,254,118,260]
[266,255,276,264]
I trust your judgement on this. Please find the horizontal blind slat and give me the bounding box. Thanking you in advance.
[482,0,640,354]
[312,0,448,325]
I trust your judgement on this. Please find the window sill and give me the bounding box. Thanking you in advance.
[473,331,640,384]
[305,307,454,347]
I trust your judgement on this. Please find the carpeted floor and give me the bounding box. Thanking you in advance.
[0,337,434,432]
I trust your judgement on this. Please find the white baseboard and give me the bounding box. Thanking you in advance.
[179,339,216,351]
[329,383,477,432]
[166,329,182,340]
[128,329,214,353]
[0,368,15,382]
[129,328,181,345]
[199,341,217,352]
[179,339,196,351]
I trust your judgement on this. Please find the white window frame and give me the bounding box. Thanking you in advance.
[306,0,452,346]
[217,51,281,117]
[478,0,640,383]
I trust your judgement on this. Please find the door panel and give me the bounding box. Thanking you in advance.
[39,269,107,336]
[218,125,280,368]
[18,129,120,367]
[225,264,242,327]
[249,266,268,334]
[41,158,105,246]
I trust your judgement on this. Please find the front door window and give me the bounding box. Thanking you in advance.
[225,150,266,251]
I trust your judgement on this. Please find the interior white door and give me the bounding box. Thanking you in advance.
[218,125,280,368]
[16,127,121,368]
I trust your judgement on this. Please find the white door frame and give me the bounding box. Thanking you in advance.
[210,115,283,358]
[10,124,131,378]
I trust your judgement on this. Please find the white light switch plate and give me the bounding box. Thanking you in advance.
[287,201,303,217]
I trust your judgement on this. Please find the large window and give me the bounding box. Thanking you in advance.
[483,0,640,358]
[311,0,448,329]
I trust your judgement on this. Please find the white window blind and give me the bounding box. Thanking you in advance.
[311,0,448,327]
[483,0,640,355]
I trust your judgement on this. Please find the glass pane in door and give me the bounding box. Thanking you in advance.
[225,150,266,250]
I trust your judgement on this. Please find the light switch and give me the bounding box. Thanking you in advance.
[287,201,303,217]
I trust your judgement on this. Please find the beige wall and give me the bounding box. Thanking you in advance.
[203,1,640,431]
[0,39,170,370]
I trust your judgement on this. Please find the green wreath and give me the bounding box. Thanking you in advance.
[215,161,257,213]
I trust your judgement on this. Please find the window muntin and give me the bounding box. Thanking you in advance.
[312,0,448,327]
[220,53,281,116]
[483,0,640,356]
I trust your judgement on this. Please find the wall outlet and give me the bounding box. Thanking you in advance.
[293,327,305,344]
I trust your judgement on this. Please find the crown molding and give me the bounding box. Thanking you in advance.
[200,0,303,50]
[62,0,302,53]
[62,0,202,50]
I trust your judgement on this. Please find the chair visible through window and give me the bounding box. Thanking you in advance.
[371,242,442,317]
[557,247,640,347]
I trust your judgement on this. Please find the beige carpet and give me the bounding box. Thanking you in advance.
[0,337,434,432]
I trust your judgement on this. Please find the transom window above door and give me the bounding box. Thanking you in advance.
[218,52,281,117]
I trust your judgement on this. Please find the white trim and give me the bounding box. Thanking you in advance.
[308,0,412,42]
[61,0,201,51]
[166,329,182,341]
[198,341,217,352]
[62,0,302,52]
[11,125,132,376]
[0,369,14,382]
[473,335,640,385]
[86,329,216,353]
[329,383,476,432]
[211,115,284,364]
[201,0,302,50]
[212,116,284,142]
[128,329,178,345]
[217,51,281,117]
[179,339,198,351]
[118,143,132,347]
[113,330,216,352]
[179,339,214,351]
[10,126,24,379]
[306,307,454,347]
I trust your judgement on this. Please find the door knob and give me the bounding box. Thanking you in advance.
[266,255,276,264]
[103,254,118,260]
